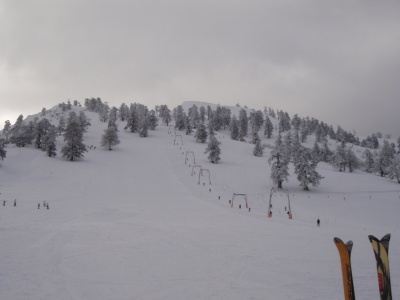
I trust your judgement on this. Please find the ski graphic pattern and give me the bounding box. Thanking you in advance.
[334,237,356,300]
[368,234,392,300]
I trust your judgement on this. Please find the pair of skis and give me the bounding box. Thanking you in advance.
[333,234,392,300]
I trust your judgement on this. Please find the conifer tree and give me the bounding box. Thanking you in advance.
[268,133,290,189]
[205,134,221,163]
[397,136,400,153]
[42,126,57,157]
[291,130,302,164]
[147,110,158,130]
[388,154,400,183]
[34,118,51,149]
[283,131,292,160]
[119,103,130,121]
[363,148,375,173]
[291,114,301,131]
[294,146,323,190]
[376,140,393,177]
[253,140,263,157]
[126,104,139,132]
[264,115,273,138]
[101,120,120,150]
[311,140,321,162]
[331,142,347,172]
[57,116,66,135]
[61,112,87,161]
[345,146,359,172]
[199,106,206,123]
[319,137,332,163]
[300,119,308,142]
[175,105,185,131]
[238,109,248,141]
[158,105,172,126]
[251,128,260,144]
[3,120,11,140]
[0,143,6,163]
[194,124,208,143]
[185,116,192,135]
[188,104,200,129]
[229,116,239,140]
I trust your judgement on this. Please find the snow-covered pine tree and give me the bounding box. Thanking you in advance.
[229,116,239,140]
[188,104,199,129]
[199,106,206,123]
[291,130,302,164]
[388,153,400,183]
[253,140,263,157]
[363,148,375,173]
[268,132,290,189]
[175,105,186,131]
[147,110,158,130]
[194,124,208,143]
[42,126,57,157]
[220,107,231,130]
[251,128,260,144]
[291,114,301,131]
[283,131,292,160]
[319,137,332,163]
[397,136,400,153]
[158,105,172,126]
[345,146,359,172]
[101,122,120,150]
[126,104,139,132]
[294,146,323,190]
[61,112,87,161]
[119,103,130,122]
[264,115,273,138]
[0,143,6,163]
[311,140,321,162]
[331,141,347,172]
[185,116,192,135]
[34,118,51,149]
[99,103,110,122]
[238,109,248,141]
[57,116,66,136]
[2,120,11,140]
[300,119,308,142]
[376,140,393,177]
[205,134,221,163]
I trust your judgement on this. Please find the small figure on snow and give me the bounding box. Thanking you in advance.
[3,200,5,206]
[38,203,40,209]
[284,206,287,211]
[317,219,320,227]
[239,204,241,209]
[46,203,49,209]
[14,199,17,207]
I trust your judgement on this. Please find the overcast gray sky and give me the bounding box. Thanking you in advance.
[1,1,399,137]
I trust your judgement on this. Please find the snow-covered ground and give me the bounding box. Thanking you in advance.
[1,105,399,299]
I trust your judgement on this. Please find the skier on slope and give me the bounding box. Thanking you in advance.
[317,219,320,226]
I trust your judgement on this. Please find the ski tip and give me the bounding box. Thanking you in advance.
[333,237,343,244]
[368,233,391,243]
[368,235,378,242]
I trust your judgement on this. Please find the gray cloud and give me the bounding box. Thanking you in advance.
[1,0,400,137]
